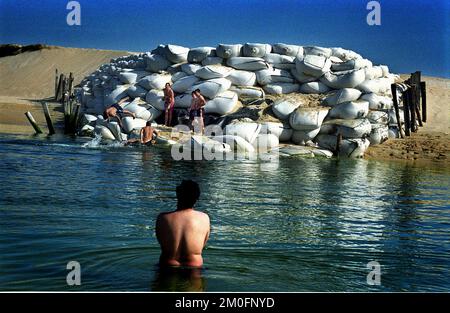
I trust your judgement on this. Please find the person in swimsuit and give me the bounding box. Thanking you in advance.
[125,121,159,145]
[164,83,175,127]
[188,91,198,130]
[156,180,210,268]
[103,96,136,128]
[193,89,206,134]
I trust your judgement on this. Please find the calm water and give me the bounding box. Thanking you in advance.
[0,133,449,292]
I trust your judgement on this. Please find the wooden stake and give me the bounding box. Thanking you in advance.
[24,111,43,134]
[41,102,55,135]
[336,133,342,155]
[402,92,411,136]
[55,69,59,99]
[409,87,417,132]
[420,81,427,123]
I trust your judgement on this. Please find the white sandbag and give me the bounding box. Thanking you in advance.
[187,47,215,63]
[252,133,279,152]
[367,110,389,124]
[357,77,394,94]
[289,107,329,130]
[331,59,372,72]
[145,89,166,111]
[380,65,390,77]
[388,127,400,139]
[299,81,330,94]
[321,88,362,106]
[174,93,194,108]
[256,68,294,85]
[224,122,261,144]
[121,117,147,134]
[216,44,242,59]
[190,78,232,99]
[164,45,189,63]
[296,55,332,77]
[291,128,321,145]
[106,121,125,141]
[290,68,317,83]
[323,118,372,138]
[190,135,232,154]
[119,72,138,84]
[94,125,115,140]
[201,57,224,66]
[123,100,152,120]
[172,75,200,93]
[227,57,270,71]
[227,70,257,86]
[82,113,97,125]
[167,62,184,74]
[242,43,272,58]
[388,108,404,126]
[263,53,296,70]
[369,124,389,145]
[195,65,234,79]
[145,54,171,73]
[213,135,255,153]
[328,100,369,119]
[138,73,172,90]
[320,69,366,89]
[304,46,332,58]
[360,93,393,110]
[181,63,202,75]
[364,66,384,80]
[279,145,315,157]
[104,85,128,106]
[272,44,303,57]
[315,134,370,158]
[127,85,147,98]
[260,122,293,142]
[171,71,188,82]
[229,86,265,99]
[271,99,301,120]
[263,83,299,95]
[331,48,362,61]
[204,91,239,115]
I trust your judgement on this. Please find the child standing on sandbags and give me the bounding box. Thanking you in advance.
[164,83,175,127]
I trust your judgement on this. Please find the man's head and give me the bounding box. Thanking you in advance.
[146,121,152,127]
[194,89,201,96]
[165,83,171,88]
[191,90,197,97]
[176,180,200,209]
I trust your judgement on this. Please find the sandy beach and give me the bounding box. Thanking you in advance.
[0,46,448,163]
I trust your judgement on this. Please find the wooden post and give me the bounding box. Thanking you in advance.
[41,102,55,135]
[24,111,43,134]
[402,91,411,136]
[420,81,427,122]
[408,87,417,132]
[56,73,65,101]
[391,83,404,138]
[70,103,81,133]
[55,69,59,99]
[68,72,74,98]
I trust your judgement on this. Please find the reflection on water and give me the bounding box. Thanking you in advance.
[0,134,449,291]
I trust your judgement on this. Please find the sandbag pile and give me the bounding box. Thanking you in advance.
[77,42,400,158]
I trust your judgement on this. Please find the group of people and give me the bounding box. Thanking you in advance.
[163,83,206,134]
[101,83,207,146]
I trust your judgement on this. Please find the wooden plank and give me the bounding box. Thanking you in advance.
[420,81,427,122]
[41,102,55,135]
[402,91,411,136]
[409,87,417,132]
[24,111,43,134]
[55,69,59,99]
[391,83,404,138]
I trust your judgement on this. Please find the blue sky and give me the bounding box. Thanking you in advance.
[0,0,448,77]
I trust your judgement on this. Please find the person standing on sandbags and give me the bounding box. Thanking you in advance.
[103,96,136,128]
[188,89,206,134]
[163,83,175,127]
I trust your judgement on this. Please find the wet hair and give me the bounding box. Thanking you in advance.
[146,121,152,126]
[165,82,171,87]
[195,89,201,94]
[191,91,196,96]
[176,180,200,209]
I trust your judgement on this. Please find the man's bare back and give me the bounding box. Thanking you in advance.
[155,180,210,268]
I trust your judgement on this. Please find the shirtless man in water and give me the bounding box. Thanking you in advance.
[125,121,158,145]
[156,180,210,268]
[103,96,136,128]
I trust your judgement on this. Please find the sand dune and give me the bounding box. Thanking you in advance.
[0,46,133,99]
